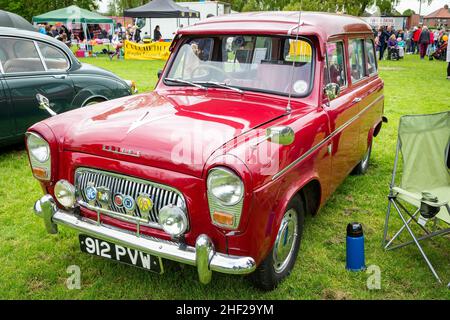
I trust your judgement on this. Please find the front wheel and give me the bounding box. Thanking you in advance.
[251,195,305,291]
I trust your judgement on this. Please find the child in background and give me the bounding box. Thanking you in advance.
[397,37,405,59]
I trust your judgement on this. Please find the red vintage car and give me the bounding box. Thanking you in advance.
[27,12,385,290]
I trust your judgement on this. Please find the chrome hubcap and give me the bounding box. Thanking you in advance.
[273,208,298,273]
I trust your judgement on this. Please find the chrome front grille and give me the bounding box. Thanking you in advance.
[75,168,185,228]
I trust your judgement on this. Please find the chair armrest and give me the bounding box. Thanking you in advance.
[392,187,448,207]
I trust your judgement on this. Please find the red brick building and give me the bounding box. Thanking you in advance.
[423,4,450,28]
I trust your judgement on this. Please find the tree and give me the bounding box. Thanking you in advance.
[402,9,416,16]
[0,0,99,21]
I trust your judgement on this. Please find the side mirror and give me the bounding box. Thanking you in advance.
[36,93,57,116]
[157,70,163,79]
[266,126,295,146]
[324,83,340,101]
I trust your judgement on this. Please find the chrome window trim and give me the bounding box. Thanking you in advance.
[325,40,348,89]
[272,94,384,181]
[34,40,48,72]
[348,38,367,84]
[365,38,378,77]
[35,40,71,72]
[0,36,71,75]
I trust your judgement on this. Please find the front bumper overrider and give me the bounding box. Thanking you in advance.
[33,194,256,284]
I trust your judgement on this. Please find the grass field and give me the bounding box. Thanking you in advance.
[0,54,449,299]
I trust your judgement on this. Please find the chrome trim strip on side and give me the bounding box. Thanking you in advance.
[272,94,384,181]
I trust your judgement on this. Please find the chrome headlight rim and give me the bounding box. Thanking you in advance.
[158,204,189,237]
[207,167,244,207]
[54,179,76,209]
[26,132,50,163]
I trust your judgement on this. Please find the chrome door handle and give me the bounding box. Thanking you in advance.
[52,75,66,79]
[352,97,362,103]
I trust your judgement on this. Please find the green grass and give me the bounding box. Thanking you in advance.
[79,56,165,92]
[0,55,449,299]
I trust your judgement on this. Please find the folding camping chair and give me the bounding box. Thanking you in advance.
[382,111,450,285]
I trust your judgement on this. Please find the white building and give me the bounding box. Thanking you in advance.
[141,1,235,40]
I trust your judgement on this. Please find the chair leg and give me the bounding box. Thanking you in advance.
[392,201,442,283]
[384,209,419,249]
[383,198,393,248]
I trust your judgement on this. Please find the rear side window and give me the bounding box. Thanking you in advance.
[323,41,347,87]
[37,42,70,71]
[365,39,377,75]
[348,39,365,82]
[0,38,45,73]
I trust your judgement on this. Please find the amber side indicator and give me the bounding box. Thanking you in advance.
[213,211,234,226]
[33,167,48,180]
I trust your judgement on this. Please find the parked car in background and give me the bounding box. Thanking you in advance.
[28,12,385,290]
[0,27,135,146]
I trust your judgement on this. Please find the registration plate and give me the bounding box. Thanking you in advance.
[79,235,163,274]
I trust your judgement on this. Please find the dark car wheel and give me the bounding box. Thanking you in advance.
[352,140,372,175]
[83,98,106,107]
[251,195,305,291]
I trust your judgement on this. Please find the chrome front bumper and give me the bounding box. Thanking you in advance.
[34,195,256,284]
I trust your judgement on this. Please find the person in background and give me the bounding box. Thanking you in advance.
[38,24,46,35]
[397,37,405,59]
[45,25,52,37]
[427,30,434,56]
[133,25,141,43]
[378,26,389,60]
[418,26,430,59]
[153,25,162,42]
[51,25,58,37]
[433,29,439,50]
[412,25,421,54]
[404,28,412,53]
[387,34,398,60]
[446,31,450,79]
[109,31,123,60]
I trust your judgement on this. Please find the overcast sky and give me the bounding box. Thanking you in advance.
[97,0,449,16]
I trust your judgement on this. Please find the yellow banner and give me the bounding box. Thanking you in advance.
[289,40,312,58]
[124,40,171,61]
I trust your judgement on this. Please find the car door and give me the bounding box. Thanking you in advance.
[0,37,75,135]
[322,40,361,190]
[0,76,15,142]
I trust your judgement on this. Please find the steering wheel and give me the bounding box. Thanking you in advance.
[191,64,231,82]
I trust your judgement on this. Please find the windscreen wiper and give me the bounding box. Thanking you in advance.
[165,78,207,90]
[194,81,244,94]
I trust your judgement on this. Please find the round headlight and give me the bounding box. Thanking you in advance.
[55,180,76,208]
[158,204,188,237]
[26,133,50,163]
[207,167,244,206]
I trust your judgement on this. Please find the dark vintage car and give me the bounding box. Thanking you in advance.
[29,12,386,290]
[0,27,135,146]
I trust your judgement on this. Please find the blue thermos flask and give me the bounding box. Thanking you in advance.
[346,222,365,271]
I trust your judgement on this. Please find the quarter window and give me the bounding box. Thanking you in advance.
[0,38,45,73]
[365,39,377,75]
[349,39,365,82]
[37,42,70,71]
[324,41,347,87]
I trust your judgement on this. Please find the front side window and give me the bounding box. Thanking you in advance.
[323,41,347,87]
[365,39,377,75]
[37,42,70,71]
[166,35,314,96]
[0,38,45,73]
[348,39,365,82]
